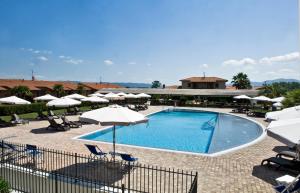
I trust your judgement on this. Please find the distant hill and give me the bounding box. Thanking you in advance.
[251,78,300,87]
[111,82,152,88]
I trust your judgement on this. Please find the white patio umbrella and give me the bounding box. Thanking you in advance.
[271,97,285,103]
[136,93,151,98]
[233,95,251,100]
[124,93,139,99]
[0,96,31,105]
[34,94,58,101]
[265,105,300,121]
[273,102,283,107]
[64,93,87,100]
[89,93,105,97]
[80,105,148,160]
[251,96,271,102]
[117,92,127,97]
[267,118,300,147]
[81,96,109,103]
[104,93,124,100]
[46,98,81,107]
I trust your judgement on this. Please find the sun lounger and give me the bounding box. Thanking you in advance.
[48,110,60,119]
[47,117,70,131]
[109,152,138,163]
[25,144,43,164]
[85,144,107,159]
[11,114,29,125]
[276,150,297,160]
[61,116,82,128]
[274,174,300,193]
[261,157,300,172]
[0,118,12,127]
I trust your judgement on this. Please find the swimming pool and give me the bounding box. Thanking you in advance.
[78,109,264,154]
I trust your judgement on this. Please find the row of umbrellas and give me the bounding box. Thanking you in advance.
[234,95,285,107]
[0,92,151,106]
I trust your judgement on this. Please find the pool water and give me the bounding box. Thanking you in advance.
[79,109,263,154]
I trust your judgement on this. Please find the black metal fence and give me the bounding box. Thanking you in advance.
[0,141,198,193]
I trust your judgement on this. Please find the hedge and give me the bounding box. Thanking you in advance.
[0,103,47,116]
[0,178,10,193]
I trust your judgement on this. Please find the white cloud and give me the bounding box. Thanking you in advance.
[259,52,300,65]
[117,71,123,75]
[222,51,300,67]
[128,62,136,65]
[64,59,83,65]
[222,58,256,66]
[146,63,152,67]
[104,59,113,66]
[201,63,209,68]
[37,56,48,61]
[33,50,40,54]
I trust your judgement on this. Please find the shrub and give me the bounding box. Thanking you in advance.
[0,178,10,193]
[0,103,47,116]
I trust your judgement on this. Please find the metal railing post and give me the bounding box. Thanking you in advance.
[127,162,131,193]
[75,152,78,183]
[121,184,125,193]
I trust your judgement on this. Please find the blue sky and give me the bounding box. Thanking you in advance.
[0,0,299,85]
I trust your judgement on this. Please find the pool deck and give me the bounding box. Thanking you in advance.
[0,106,292,192]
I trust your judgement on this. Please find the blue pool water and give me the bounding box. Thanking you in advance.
[79,110,263,154]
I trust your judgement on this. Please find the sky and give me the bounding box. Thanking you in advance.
[0,0,299,85]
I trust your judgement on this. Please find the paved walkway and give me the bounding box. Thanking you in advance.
[0,106,292,192]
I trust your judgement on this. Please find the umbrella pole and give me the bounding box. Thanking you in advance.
[113,125,116,162]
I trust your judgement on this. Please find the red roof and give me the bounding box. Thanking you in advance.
[180,77,227,83]
[0,79,122,91]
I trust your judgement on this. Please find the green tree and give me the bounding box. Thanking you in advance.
[231,72,252,89]
[77,83,85,95]
[151,80,162,88]
[282,89,300,108]
[53,84,65,97]
[10,86,32,99]
[259,82,300,97]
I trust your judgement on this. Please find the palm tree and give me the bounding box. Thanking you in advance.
[10,86,32,99]
[53,84,65,97]
[77,83,85,95]
[231,72,252,89]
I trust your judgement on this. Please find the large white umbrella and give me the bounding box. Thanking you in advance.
[117,92,127,97]
[270,97,285,103]
[34,94,58,101]
[104,93,124,100]
[136,93,151,98]
[89,93,105,97]
[0,96,31,105]
[80,105,148,160]
[265,105,300,121]
[233,95,251,100]
[65,93,87,100]
[81,96,109,103]
[273,102,283,107]
[251,96,271,102]
[267,118,300,147]
[46,98,81,107]
[125,93,139,99]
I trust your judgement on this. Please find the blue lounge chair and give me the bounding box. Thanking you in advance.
[85,144,107,159]
[274,174,300,193]
[120,153,138,163]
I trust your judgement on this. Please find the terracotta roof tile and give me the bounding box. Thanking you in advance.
[0,79,122,91]
[180,77,227,83]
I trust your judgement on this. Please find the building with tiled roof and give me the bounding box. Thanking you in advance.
[0,79,122,97]
[180,76,228,89]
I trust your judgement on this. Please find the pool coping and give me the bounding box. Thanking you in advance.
[74,107,266,157]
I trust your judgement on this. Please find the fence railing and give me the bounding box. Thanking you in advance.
[0,141,198,193]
